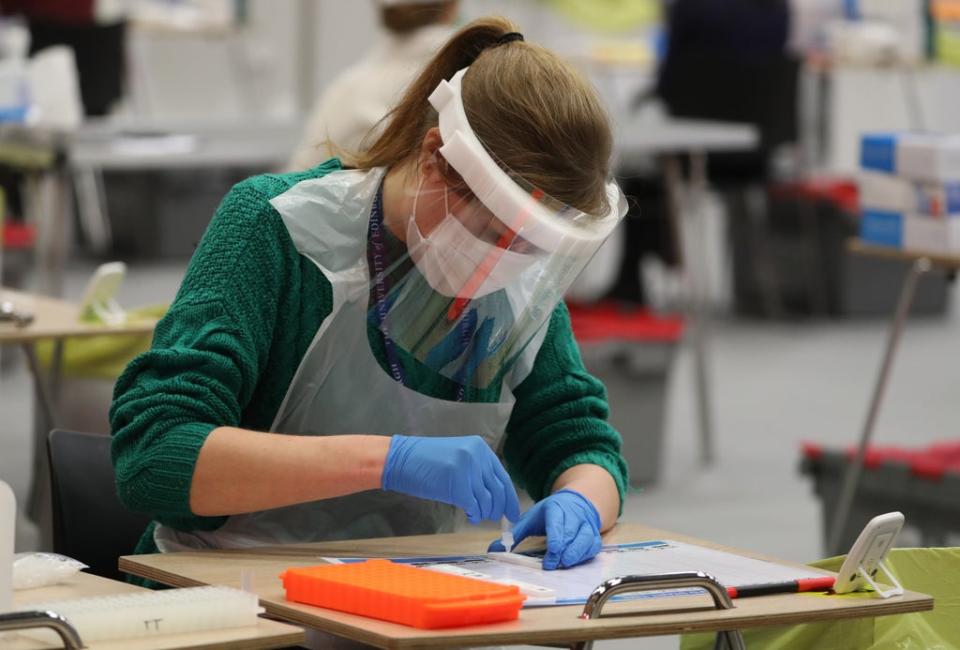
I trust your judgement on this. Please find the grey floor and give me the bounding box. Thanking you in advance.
[3,258,958,649]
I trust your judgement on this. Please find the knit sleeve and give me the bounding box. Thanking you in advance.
[502,302,628,506]
[109,175,316,531]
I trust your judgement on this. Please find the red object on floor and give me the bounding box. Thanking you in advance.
[802,440,960,481]
[800,442,824,461]
[770,176,860,215]
[2,222,35,250]
[566,301,684,344]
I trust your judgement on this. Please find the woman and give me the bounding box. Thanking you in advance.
[111,16,629,571]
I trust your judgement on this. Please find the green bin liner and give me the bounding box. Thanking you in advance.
[34,305,166,380]
[681,548,960,650]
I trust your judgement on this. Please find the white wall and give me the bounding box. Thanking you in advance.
[123,0,657,123]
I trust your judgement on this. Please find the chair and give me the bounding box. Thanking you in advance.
[47,429,150,581]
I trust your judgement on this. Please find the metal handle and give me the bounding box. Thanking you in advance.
[572,572,746,650]
[0,610,84,649]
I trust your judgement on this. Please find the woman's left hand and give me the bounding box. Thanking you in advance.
[488,488,602,570]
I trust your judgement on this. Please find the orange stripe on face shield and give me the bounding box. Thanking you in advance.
[446,189,544,322]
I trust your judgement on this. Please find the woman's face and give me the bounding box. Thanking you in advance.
[412,162,536,254]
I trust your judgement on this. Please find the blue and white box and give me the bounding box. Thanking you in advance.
[861,209,960,253]
[861,132,960,183]
[861,134,899,174]
[859,208,903,247]
[904,215,960,254]
[859,171,960,217]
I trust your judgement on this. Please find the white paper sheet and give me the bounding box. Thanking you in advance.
[325,540,833,607]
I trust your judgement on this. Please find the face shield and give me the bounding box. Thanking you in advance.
[371,67,627,393]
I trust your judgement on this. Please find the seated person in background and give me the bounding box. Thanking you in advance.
[1,0,127,116]
[287,0,459,170]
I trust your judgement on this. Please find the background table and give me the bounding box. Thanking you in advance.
[613,109,761,467]
[0,288,157,547]
[6,570,304,649]
[120,522,931,649]
[67,119,298,254]
[827,241,960,554]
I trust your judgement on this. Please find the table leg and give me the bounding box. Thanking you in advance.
[687,152,716,466]
[73,167,113,254]
[26,167,71,297]
[827,258,931,555]
[21,341,62,548]
[663,153,716,466]
[799,197,829,315]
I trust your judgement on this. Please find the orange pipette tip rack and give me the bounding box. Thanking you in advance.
[280,559,526,629]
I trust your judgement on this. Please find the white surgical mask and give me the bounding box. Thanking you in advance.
[406,185,538,298]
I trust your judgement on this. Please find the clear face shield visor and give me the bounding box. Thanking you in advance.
[374,67,628,392]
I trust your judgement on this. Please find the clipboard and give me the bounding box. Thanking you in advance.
[119,524,933,650]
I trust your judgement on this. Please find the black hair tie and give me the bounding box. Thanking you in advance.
[495,32,524,46]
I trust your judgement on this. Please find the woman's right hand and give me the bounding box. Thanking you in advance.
[380,435,520,524]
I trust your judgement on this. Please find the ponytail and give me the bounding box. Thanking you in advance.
[352,16,613,218]
[353,16,516,171]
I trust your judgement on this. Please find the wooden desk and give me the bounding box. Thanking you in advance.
[6,570,304,649]
[0,288,158,544]
[120,523,932,649]
[0,289,156,343]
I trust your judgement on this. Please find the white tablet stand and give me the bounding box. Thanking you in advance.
[77,262,127,326]
[833,511,905,599]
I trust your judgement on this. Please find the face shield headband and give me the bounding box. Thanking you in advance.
[427,67,628,257]
[369,66,628,394]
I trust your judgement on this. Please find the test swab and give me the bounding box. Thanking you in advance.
[17,586,263,643]
[488,551,543,570]
[500,516,514,553]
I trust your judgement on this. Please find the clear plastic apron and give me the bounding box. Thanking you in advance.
[155,168,546,551]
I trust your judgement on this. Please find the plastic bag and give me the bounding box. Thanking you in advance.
[681,548,960,650]
[12,553,87,590]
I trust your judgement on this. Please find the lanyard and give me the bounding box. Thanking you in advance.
[368,188,470,402]
[368,187,407,387]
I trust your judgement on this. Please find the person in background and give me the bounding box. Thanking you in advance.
[287,0,459,171]
[0,0,127,116]
[112,17,629,573]
[655,0,794,159]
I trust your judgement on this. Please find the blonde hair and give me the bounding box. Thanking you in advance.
[354,16,613,217]
[380,1,456,35]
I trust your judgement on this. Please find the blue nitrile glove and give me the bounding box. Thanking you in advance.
[381,435,521,525]
[488,489,602,570]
